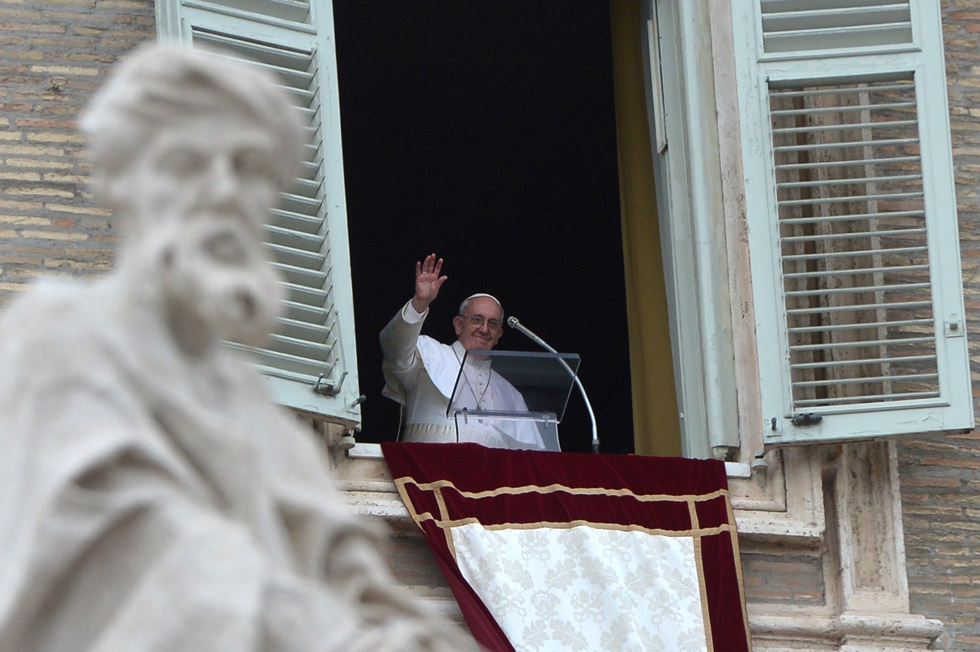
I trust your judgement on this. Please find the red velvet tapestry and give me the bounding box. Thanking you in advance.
[381,442,751,652]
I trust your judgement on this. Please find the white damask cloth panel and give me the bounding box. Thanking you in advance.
[451,523,708,652]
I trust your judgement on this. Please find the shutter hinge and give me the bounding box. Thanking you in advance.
[313,371,347,396]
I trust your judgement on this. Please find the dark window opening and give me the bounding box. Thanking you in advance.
[336,0,634,453]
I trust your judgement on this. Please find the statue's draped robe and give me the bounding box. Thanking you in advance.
[0,279,475,652]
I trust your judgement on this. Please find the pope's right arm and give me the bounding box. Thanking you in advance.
[380,253,447,380]
[380,300,427,376]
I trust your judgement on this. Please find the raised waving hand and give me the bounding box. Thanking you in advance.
[411,253,448,314]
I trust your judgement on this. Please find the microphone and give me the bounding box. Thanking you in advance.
[506,316,550,350]
[507,316,600,453]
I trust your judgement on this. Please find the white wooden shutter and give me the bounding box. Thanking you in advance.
[156,1,361,425]
[733,0,972,445]
[760,0,912,53]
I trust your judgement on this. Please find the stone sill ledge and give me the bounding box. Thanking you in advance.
[344,441,751,475]
[749,613,943,650]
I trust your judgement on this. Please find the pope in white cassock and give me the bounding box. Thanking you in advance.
[380,254,548,450]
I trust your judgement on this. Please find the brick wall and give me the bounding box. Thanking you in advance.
[0,0,153,306]
[897,2,980,651]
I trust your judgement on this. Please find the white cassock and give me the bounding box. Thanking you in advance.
[380,301,546,450]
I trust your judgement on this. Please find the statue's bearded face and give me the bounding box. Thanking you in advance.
[119,114,286,352]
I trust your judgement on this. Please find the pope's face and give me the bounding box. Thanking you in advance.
[453,296,504,351]
[117,114,285,351]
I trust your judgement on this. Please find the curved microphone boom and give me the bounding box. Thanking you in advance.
[507,316,599,453]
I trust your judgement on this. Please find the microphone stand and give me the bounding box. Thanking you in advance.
[507,316,599,453]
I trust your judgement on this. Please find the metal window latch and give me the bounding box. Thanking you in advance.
[349,395,367,408]
[946,314,965,338]
[791,413,823,427]
[313,371,347,396]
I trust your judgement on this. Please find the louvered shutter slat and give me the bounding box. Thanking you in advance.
[778,176,923,191]
[760,0,912,53]
[763,7,912,32]
[292,99,317,117]
[271,208,322,235]
[792,335,933,351]
[782,227,926,242]
[296,159,319,182]
[781,209,924,224]
[762,0,906,10]
[264,224,321,251]
[290,177,319,199]
[184,0,312,26]
[278,316,329,340]
[283,301,327,324]
[265,242,326,269]
[764,26,912,54]
[786,300,932,316]
[273,263,328,289]
[282,279,327,303]
[782,246,928,262]
[794,391,940,407]
[786,282,930,298]
[779,192,923,209]
[771,82,913,98]
[265,332,334,359]
[193,31,312,73]
[246,353,335,379]
[794,372,937,388]
[785,264,930,279]
[788,317,932,333]
[793,354,936,370]
[780,159,920,172]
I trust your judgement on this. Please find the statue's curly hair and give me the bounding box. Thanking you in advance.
[81,43,305,191]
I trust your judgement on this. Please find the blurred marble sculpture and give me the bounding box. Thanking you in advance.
[0,44,476,652]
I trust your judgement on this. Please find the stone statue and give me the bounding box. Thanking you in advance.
[0,44,477,652]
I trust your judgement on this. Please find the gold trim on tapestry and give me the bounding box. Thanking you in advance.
[434,486,456,558]
[726,492,753,648]
[391,474,739,551]
[693,537,714,652]
[392,475,730,503]
[391,477,424,533]
[410,514,737,539]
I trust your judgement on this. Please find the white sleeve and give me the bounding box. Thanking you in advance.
[379,301,426,374]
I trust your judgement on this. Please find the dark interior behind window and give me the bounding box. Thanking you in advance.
[335,0,634,453]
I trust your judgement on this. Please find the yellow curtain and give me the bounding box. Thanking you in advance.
[610,0,681,457]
